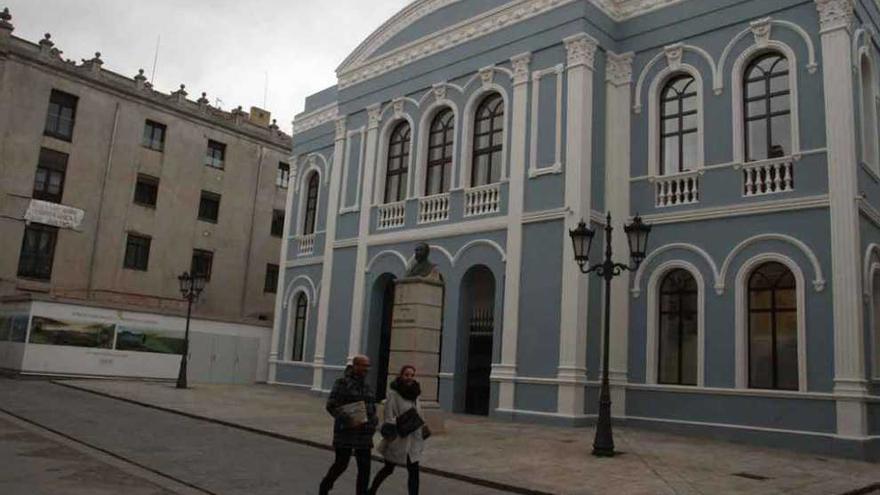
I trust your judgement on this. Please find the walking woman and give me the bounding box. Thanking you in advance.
[369,365,426,495]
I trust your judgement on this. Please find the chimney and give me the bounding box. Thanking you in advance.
[249,106,271,127]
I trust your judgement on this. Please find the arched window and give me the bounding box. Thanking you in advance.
[861,54,877,169]
[384,122,411,203]
[744,52,792,162]
[748,262,798,390]
[660,75,698,175]
[658,269,699,385]
[426,108,454,195]
[472,93,504,187]
[302,173,319,235]
[291,292,307,361]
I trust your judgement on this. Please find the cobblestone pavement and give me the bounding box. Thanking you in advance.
[0,379,509,495]
[43,379,880,495]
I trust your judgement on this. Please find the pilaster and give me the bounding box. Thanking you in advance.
[604,51,634,416]
[311,117,348,391]
[815,0,869,437]
[558,33,598,418]
[347,104,383,361]
[494,52,531,411]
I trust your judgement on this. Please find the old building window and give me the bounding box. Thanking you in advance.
[198,191,221,223]
[44,89,78,141]
[472,93,504,187]
[191,249,213,281]
[748,261,798,390]
[426,108,454,196]
[744,52,791,161]
[291,292,308,361]
[303,173,319,235]
[17,224,58,280]
[32,148,68,204]
[660,75,698,175]
[133,174,159,207]
[271,209,285,237]
[384,121,411,203]
[123,233,151,271]
[658,269,698,386]
[205,139,226,169]
[264,263,279,293]
[142,120,167,152]
[277,162,290,188]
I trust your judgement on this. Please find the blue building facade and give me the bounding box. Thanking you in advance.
[272,0,880,459]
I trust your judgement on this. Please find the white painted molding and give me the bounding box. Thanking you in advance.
[366,216,508,247]
[333,238,360,249]
[644,260,706,387]
[365,249,409,273]
[632,243,721,297]
[867,261,880,381]
[452,239,507,265]
[634,42,719,113]
[646,63,705,176]
[528,64,565,179]
[282,275,319,309]
[374,112,416,205]
[414,99,460,198]
[641,194,829,226]
[718,233,826,293]
[731,40,802,164]
[292,104,338,135]
[522,207,568,224]
[294,162,325,237]
[857,47,879,173]
[281,285,312,362]
[340,127,367,212]
[733,252,808,392]
[284,256,324,268]
[458,80,511,188]
[563,33,598,70]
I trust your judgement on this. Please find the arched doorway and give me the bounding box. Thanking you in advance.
[367,274,396,400]
[460,265,495,415]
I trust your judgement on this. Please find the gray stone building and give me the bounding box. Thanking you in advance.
[0,10,292,383]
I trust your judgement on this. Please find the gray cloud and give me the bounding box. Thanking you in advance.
[5,0,410,132]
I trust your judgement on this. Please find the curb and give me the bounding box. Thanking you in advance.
[52,380,554,495]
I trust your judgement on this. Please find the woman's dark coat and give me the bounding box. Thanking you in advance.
[325,367,378,449]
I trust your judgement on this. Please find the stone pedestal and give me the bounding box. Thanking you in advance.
[391,276,446,433]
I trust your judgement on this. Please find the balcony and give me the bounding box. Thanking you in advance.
[418,193,450,225]
[296,234,316,256]
[464,183,501,218]
[738,155,797,197]
[653,171,701,208]
[377,201,406,230]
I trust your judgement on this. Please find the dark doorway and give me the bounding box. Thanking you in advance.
[463,266,495,416]
[376,279,395,401]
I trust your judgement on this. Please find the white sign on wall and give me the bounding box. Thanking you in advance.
[24,199,85,230]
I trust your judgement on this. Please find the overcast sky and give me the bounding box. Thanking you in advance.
[5,0,411,133]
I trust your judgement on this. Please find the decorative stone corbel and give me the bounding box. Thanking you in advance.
[664,43,683,70]
[367,103,382,130]
[432,83,447,101]
[479,66,495,87]
[606,51,634,87]
[511,52,532,86]
[335,116,347,142]
[392,98,405,118]
[751,17,773,47]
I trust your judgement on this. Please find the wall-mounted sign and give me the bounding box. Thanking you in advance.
[24,199,84,230]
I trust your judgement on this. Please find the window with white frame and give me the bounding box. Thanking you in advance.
[860,54,878,170]
[658,269,699,385]
[384,121,411,203]
[426,108,454,195]
[743,52,792,162]
[747,261,798,390]
[302,172,319,235]
[660,75,699,175]
[291,292,307,361]
[471,93,504,187]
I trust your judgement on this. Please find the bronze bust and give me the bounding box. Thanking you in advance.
[405,242,438,278]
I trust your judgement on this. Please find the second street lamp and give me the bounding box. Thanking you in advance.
[569,212,651,457]
[176,271,206,389]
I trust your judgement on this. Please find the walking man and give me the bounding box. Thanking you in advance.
[319,355,378,495]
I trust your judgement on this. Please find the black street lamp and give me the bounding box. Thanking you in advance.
[569,212,651,457]
[176,271,206,389]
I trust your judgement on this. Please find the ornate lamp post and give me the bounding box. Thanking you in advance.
[176,271,206,389]
[569,212,651,457]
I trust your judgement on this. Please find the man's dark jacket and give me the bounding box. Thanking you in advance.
[325,367,378,449]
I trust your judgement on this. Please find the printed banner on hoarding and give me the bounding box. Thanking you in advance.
[29,316,113,349]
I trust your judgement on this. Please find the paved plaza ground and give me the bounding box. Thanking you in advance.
[6,378,872,495]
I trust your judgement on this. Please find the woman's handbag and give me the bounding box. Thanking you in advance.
[395,407,425,437]
[380,422,398,439]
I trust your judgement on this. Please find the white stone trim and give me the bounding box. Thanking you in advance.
[528,64,565,178]
[632,243,720,297]
[459,80,511,189]
[294,162,324,237]
[857,47,879,173]
[863,243,880,296]
[734,252,808,392]
[644,260,706,387]
[646,63,705,176]
[414,99,460,197]
[868,261,880,381]
[366,216,507,247]
[283,286,312,362]
[284,256,324,268]
[339,127,366,213]
[634,43,719,113]
[626,382,837,400]
[333,238,359,249]
[522,207,568,224]
[641,194,829,225]
[282,275,318,309]
[719,233,826,294]
[292,104,338,135]
[731,40,802,164]
[365,249,409,273]
[452,239,507,265]
[375,112,416,205]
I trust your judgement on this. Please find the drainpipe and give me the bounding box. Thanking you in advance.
[239,145,265,318]
[86,102,120,297]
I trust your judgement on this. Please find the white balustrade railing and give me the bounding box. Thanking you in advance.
[297,234,316,256]
[377,201,406,230]
[654,171,701,207]
[418,193,450,224]
[740,156,796,197]
[464,183,501,217]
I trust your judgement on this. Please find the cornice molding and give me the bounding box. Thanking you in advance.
[292,104,338,135]
[816,0,854,34]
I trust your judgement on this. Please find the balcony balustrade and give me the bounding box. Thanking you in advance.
[654,171,701,207]
[464,183,501,218]
[739,156,796,197]
[377,201,406,230]
[418,193,450,225]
